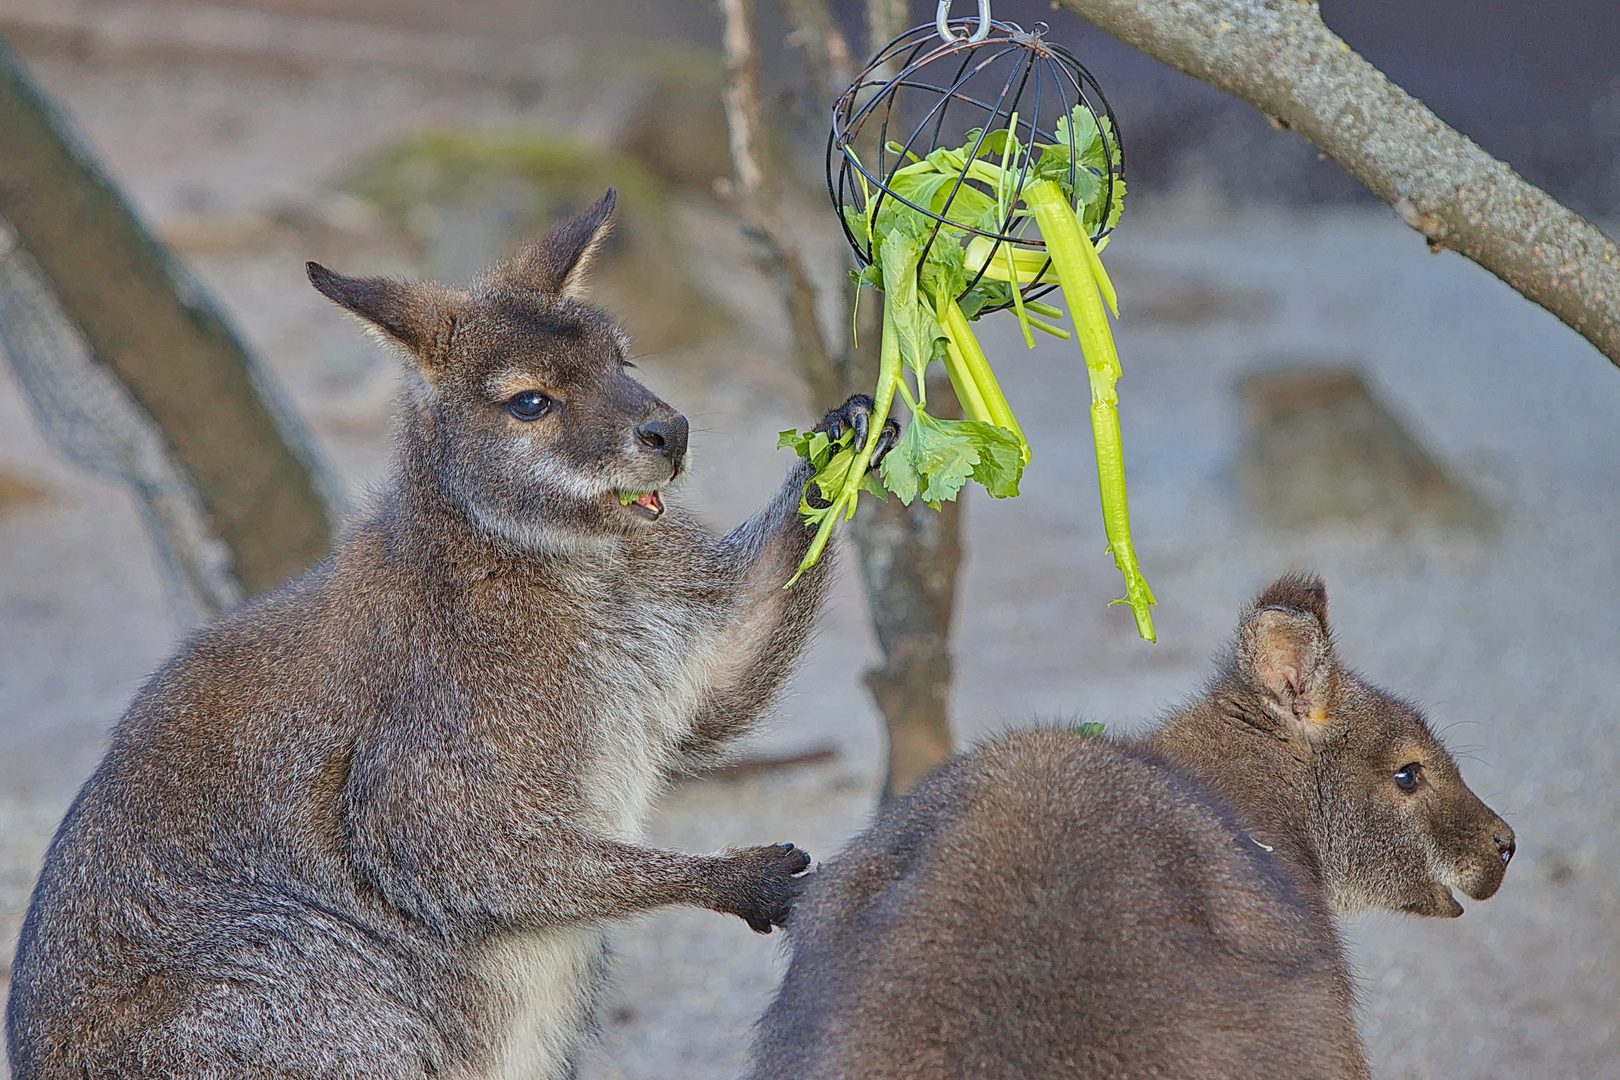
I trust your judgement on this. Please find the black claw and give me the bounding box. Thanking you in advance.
[868,418,901,472]
[850,409,871,454]
[814,394,878,451]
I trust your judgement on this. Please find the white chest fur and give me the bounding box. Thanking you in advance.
[467,589,735,1077]
[470,926,607,1080]
[574,612,718,842]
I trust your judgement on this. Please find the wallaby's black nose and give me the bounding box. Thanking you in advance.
[1493,828,1516,865]
[636,415,690,463]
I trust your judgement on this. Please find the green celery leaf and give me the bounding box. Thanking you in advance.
[841,204,873,247]
[877,230,945,379]
[887,169,959,216]
[876,413,1027,506]
[879,418,923,505]
[966,421,1025,498]
[781,427,852,481]
[921,236,969,303]
[1084,174,1126,235]
[956,289,988,320]
[906,411,982,505]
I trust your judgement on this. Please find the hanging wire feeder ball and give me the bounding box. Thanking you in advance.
[827,15,1124,315]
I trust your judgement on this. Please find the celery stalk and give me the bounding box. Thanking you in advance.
[942,296,1030,464]
[1024,178,1155,641]
[789,296,903,583]
[935,285,994,423]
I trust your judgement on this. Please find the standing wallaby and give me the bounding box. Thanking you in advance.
[6,190,895,1080]
[750,574,1516,1080]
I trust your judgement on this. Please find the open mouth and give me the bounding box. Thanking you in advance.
[1404,883,1465,918]
[617,490,664,520]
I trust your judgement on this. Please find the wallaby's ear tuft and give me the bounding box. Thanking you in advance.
[1235,599,1337,736]
[1253,571,1328,627]
[493,188,616,299]
[307,262,464,375]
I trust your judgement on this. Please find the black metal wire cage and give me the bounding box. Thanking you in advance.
[827,16,1123,313]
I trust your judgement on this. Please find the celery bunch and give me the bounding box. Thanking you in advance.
[784,107,1155,641]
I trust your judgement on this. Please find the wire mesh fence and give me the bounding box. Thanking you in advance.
[0,215,242,627]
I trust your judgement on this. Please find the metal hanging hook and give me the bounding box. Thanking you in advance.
[936,0,992,44]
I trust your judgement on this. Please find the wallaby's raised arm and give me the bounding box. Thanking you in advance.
[5,191,893,1080]
[750,574,1515,1080]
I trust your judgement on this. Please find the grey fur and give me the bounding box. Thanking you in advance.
[6,192,878,1080]
[749,573,1516,1080]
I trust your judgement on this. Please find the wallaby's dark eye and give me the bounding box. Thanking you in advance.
[507,390,552,421]
[1393,762,1423,793]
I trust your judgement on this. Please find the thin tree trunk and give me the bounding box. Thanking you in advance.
[0,38,334,596]
[852,371,962,802]
[719,0,963,798]
[1058,0,1620,371]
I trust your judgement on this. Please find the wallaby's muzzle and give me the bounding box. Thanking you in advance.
[1458,817,1516,903]
[1430,799,1516,914]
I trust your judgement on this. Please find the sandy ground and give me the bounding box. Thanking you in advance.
[1,27,1618,1080]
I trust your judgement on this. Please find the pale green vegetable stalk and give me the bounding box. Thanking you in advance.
[1023,177,1155,640]
[941,295,1028,461]
[935,283,994,424]
[789,298,903,582]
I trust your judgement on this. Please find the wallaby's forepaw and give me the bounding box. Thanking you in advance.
[720,843,813,934]
[815,395,901,472]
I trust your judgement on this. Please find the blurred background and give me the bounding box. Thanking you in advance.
[0,1,1616,1077]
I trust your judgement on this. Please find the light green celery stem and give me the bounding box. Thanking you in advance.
[933,283,992,421]
[941,297,1030,463]
[1024,178,1155,641]
[1003,242,1036,347]
[1076,221,1120,317]
[997,113,1036,349]
[1025,315,1071,340]
[940,333,992,421]
[790,298,903,581]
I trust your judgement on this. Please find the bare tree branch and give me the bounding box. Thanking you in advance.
[718,0,768,199]
[781,0,853,106]
[717,0,843,402]
[1058,0,1620,371]
[865,0,910,78]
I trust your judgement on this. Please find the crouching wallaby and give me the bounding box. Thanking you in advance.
[750,574,1515,1080]
[6,190,895,1080]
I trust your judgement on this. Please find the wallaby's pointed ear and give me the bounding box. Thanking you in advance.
[494,188,616,299]
[1236,577,1337,735]
[307,262,464,376]
[1253,571,1328,627]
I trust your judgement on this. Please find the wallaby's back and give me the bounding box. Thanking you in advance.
[756,730,1361,1080]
